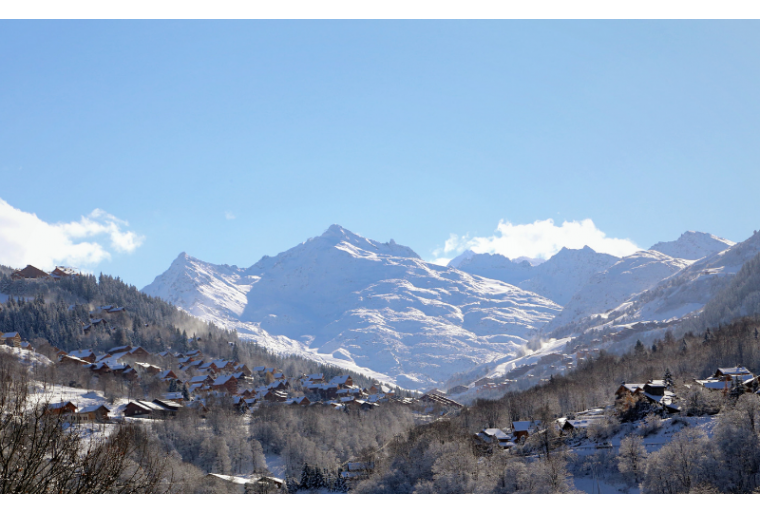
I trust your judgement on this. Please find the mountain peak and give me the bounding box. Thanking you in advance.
[649,231,734,260]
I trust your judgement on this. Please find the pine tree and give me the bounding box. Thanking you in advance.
[664,368,674,390]
[332,472,348,493]
[729,376,745,400]
[299,463,310,489]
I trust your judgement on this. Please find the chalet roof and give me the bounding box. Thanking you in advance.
[307,373,324,380]
[78,404,110,414]
[109,345,131,354]
[59,354,90,365]
[717,366,752,376]
[152,399,182,410]
[212,375,236,386]
[163,392,184,400]
[157,370,176,379]
[619,383,645,394]
[68,349,93,359]
[129,400,165,412]
[252,366,266,372]
[189,375,211,383]
[512,420,541,432]
[330,375,351,385]
[346,462,373,471]
[48,401,76,410]
[482,428,509,440]
[13,265,49,278]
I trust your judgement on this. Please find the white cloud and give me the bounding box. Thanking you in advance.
[433,219,641,263]
[224,210,236,220]
[0,198,145,271]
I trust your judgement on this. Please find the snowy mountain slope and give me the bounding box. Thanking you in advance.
[143,225,562,389]
[450,246,619,306]
[649,231,734,261]
[545,250,691,333]
[599,229,760,329]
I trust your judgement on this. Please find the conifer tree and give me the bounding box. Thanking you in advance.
[664,368,674,389]
[299,463,310,489]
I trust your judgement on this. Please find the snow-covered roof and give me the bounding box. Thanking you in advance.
[512,420,541,432]
[718,366,752,376]
[78,404,109,414]
[213,375,234,386]
[482,428,509,440]
[68,349,93,359]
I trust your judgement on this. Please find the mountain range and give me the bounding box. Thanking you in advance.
[143,226,753,390]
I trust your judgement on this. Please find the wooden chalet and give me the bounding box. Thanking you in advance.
[152,398,183,411]
[67,349,96,363]
[233,363,252,376]
[511,420,541,441]
[244,475,285,494]
[188,375,214,386]
[473,377,495,387]
[211,374,238,395]
[157,369,180,382]
[75,405,110,422]
[329,375,354,389]
[108,345,133,355]
[58,354,91,367]
[11,265,49,280]
[50,266,80,279]
[134,362,162,376]
[417,393,463,409]
[285,396,311,406]
[46,402,77,416]
[263,389,288,402]
[124,400,174,417]
[1,332,22,347]
[713,366,754,381]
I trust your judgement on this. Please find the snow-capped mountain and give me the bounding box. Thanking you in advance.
[143,225,561,389]
[597,230,760,330]
[649,231,734,260]
[450,246,619,306]
[545,250,692,332]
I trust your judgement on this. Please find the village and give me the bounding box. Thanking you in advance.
[471,364,760,455]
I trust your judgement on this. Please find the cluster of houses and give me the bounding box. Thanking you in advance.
[695,366,759,394]
[615,379,680,414]
[44,401,112,422]
[10,264,80,281]
[473,365,760,454]
[50,342,449,420]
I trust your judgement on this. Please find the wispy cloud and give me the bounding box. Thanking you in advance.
[0,198,144,271]
[224,210,236,220]
[433,219,641,263]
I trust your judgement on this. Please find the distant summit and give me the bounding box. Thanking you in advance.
[649,231,734,260]
[450,246,619,306]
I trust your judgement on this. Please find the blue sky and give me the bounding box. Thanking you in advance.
[1,21,760,288]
